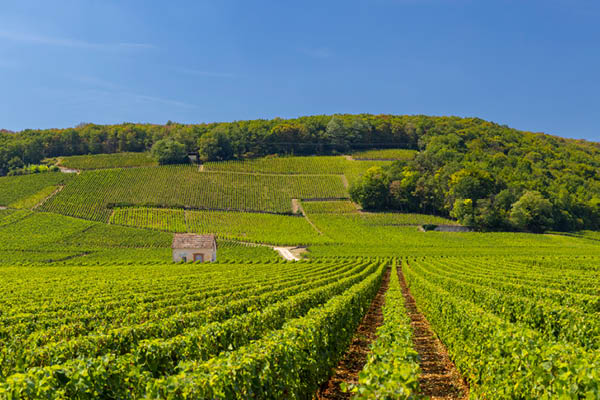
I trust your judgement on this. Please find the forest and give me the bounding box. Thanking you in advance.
[2,114,599,232]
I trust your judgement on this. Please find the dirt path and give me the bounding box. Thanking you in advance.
[316,267,391,399]
[183,210,190,231]
[397,263,469,400]
[341,175,349,189]
[291,198,301,214]
[32,185,64,210]
[272,246,300,261]
[294,200,324,235]
[56,161,80,174]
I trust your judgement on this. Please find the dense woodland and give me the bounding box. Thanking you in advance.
[2,114,599,232]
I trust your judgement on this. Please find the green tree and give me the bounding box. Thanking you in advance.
[349,166,389,210]
[197,128,233,161]
[510,191,554,233]
[325,116,349,152]
[388,168,420,211]
[151,139,188,165]
[450,198,475,226]
[448,168,495,201]
[7,156,24,171]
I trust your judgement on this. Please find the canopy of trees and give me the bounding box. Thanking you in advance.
[150,139,188,165]
[0,114,420,175]
[349,118,600,232]
[2,114,599,232]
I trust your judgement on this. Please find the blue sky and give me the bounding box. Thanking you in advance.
[0,0,598,141]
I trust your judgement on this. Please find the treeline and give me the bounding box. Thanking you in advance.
[0,114,424,175]
[350,122,600,232]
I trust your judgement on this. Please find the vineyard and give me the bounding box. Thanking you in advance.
[109,207,326,245]
[2,252,599,398]
[301,200,359,214]
[39,166,348,221]
[308,226,600,259]
[186,209,324,245]
[403,256,600,398]
[0,211,277,265]
[345,262,421,398]
[203,155,393,186]
[0,258,389,398]
[0,172,71,207]
[203,155,352,174]
[2,151,600,399]
[110,207,187,232]
[57,152,157,169]
[350,148,418,160]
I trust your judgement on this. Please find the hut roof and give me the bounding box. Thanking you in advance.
[172,234,216,249]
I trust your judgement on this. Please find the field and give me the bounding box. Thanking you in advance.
[110,207,326,245]
[2,152,600,399]
[403,256,600,398]
[39,166,348,221]
[203,155,352,174]
[0,172,71,207]
[351,148,418,160]
[0,258,387,398]
[57,152,157,169]
[0,211,277,265]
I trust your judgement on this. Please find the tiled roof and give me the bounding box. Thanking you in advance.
[172,234,216,249]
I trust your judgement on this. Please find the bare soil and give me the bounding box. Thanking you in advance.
[292,198,301,214]
[397,263,469,399]
[340,175,349,188]
[289,246,307,258]
[315,267,391,400]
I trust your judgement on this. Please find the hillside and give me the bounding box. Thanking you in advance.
[2,151,600,260]
[1,121,600,398]
[3,114,599,233]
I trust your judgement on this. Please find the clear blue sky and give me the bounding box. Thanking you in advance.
[1,0,598,141]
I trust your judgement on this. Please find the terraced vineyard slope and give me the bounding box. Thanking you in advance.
[38,166,348,221]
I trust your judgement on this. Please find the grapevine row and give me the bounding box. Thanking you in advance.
[346,260,421,399]
[39,166,349,221]
[404,258,600,398]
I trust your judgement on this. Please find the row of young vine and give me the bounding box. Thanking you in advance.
[0,258,391,399]
[404,256,600,399]
[110,207,326,245]
[39,166,348,221]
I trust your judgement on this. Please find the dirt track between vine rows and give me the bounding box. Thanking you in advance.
[398,263,469,399]
[316,267,390,399]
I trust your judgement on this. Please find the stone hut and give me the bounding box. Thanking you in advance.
[172,234,217,263]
